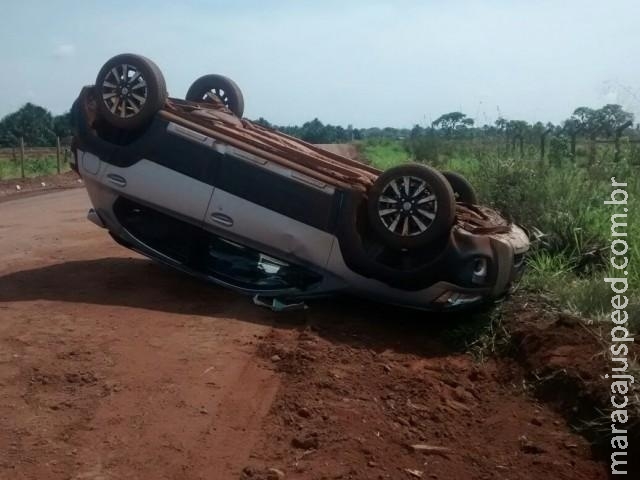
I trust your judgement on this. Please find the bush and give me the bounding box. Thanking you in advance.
[548,136,569,166]
[405,135,442,166]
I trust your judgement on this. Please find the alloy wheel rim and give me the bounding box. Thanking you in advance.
[204,88,229,107]
[377,176,437,237]
[101,63,148,119]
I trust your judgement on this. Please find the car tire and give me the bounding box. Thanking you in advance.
[367,164,456,250]
[185,74,245,117]
[95,53,167,130]
[441,171,478,204]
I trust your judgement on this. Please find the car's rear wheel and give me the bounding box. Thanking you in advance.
[185,74,245,117]
[367,164,456,250]
[442,171,478,204]
[95,54,167,129]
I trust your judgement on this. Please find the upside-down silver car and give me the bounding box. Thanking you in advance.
[70,54,529,311]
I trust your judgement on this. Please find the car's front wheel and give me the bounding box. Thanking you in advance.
[95,53,167,129]
[367,164,456,250]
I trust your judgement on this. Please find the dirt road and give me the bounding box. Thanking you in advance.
[0,189,281,479]
[316,144,360,160]
[0,189,609,479]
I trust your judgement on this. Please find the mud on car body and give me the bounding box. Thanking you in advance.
[70,53,529,311]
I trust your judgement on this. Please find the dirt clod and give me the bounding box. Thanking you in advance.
[297,407,312,418]
[267,467,285,479]
[519,435,547,455]
[531,416,543,426]
[404,468,423,478]
[409,444,451,456]
[291,433,319,450]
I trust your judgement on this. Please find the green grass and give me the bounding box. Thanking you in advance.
[360,139,639,329]
[359,139,408,170]
[0,156,70,180]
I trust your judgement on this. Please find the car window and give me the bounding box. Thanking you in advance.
[201,236,322,291]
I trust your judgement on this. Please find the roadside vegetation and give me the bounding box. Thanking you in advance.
[0,103,72,180]
[0,155,70,180]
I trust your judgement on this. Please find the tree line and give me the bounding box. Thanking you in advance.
[405,104,638,164]
[0,103,72,147]
[1,101,637,164]
[254,104,638,164]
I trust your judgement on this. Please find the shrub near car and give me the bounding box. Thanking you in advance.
[70,54,529,311]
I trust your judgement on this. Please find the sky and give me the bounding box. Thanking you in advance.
[1,0,639,128]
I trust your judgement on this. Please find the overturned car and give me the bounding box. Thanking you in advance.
[70,53,529,311]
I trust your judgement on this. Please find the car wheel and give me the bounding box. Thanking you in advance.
[95,53,167,129]
[367,164,456,250]
[441,171,478,204]
[186,74,245,117]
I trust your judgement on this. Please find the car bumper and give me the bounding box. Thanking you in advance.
[426,225,528,310]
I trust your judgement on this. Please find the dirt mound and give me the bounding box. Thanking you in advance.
[243,301,607,479]
[502,296,640,471]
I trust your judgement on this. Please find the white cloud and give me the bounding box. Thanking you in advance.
[53,43,76,58]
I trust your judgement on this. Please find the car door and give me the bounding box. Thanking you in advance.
[100,122,218,224]
[203,144,337,270]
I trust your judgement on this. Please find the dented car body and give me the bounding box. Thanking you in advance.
[71,54,529,311]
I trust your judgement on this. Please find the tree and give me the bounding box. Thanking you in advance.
[410,124,424,138]
[53,112,72,139]
[431,112,474,136]
[495,117,508,132]
[598,104,634,137]
[548,135,570,166]
[532,122,555,163]
[494,117,509,152]
[506,120,529,157]
[562,118,580,161]
[598,104,634,162]
[253,117,273,129]
[299,118,330,143]
[0,103,57,147]
[572,107,600,164]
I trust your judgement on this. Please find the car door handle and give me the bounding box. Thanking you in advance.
[210,212,233,227]
[106,173,127,188]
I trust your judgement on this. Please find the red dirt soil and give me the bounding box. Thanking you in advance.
[0,188,613,479]
[0,189,281,479]
[242,305,608,480]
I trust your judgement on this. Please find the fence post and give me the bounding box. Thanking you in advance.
[19,137,25,179]
[56,137,61,174]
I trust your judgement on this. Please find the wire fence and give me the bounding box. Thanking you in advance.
[0,138,72,180]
